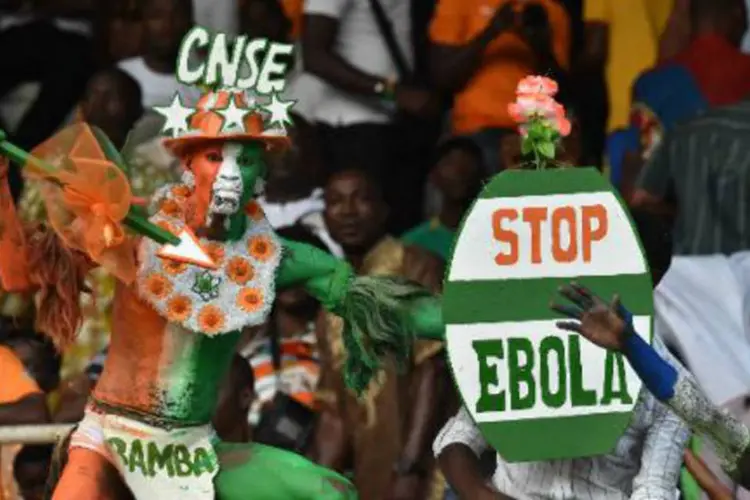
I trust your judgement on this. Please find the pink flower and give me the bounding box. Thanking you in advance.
[508,94,558,121]
[516,76,558,97]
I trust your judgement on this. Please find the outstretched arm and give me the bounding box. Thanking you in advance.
[276,238,445,339]
[551,283,750,480]
[276,238,445,394]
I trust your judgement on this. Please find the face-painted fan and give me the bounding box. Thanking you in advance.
[0,123,214,283]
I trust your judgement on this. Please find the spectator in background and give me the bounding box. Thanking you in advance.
[243,225,327,454]
[258,114,342,255]
[580,0,679,136]
[194,0,238,35]
[631,100,750,408]
[428,0,570,173]
[118,0,193,107]
[0,338,49,425]
[79,68,144,150]
[626,0,750,172]
[12,445,53,500]
[0,0,96,201]
[302,0,440,233]
[310,169,447,500]
[402,137,483,262]
[213,354,255,443]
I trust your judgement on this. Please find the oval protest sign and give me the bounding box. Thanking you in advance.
[443,168,653,462]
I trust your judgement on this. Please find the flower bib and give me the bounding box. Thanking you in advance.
[136,184,282,335]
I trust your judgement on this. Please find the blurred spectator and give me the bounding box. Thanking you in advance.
[79,68,144,149]
[244,225,326,453]
[581,0,679,135]
[310,169,446,500]
[402,137,483,261]
[0,339,48,425]
[194,0,238,36]
[0,0,96,201]
[258,114,342,255]
[632,101,750,406]
[12,445,53,500]
[118,0,193,107]
[2,329,61,396]
[213,354,255,443]
[625,0,750,181]
[122,112,183,199]
[435,338,689,499]
[302,0,440,233]
[428,0,570,173]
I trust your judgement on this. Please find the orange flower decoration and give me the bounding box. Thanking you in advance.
[237,288,263,312]
[171,185,192,199]
[162,258,187,275]
[198,305,226,335]
[245,201,264,221]
[166,294,192,322]
[204,242,225,266]
[160,198,183,217]
[145,273,172,299]
[248,235,275,262]
[226,256,255,285]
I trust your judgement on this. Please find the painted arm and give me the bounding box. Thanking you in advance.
[276,238,445,394]
[630,386,690,499]
[551,284,750,480]
[624,332,750,480]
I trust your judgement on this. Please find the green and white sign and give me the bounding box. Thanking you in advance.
[443,168,653,462]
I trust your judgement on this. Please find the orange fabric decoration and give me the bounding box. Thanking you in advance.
[0,158,31,292]
[25,123,137,284]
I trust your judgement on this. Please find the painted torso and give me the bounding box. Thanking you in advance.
[93,183,282,424]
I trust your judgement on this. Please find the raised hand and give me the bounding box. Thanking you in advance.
[549,282,629,351]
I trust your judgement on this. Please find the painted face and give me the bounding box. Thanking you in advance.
[187,141,265,226]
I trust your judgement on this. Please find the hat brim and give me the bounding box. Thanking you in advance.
[163,132,290,157]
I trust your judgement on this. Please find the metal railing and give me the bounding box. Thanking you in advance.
[0,424,74,444]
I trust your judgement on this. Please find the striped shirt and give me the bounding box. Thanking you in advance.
[637,100,750,255]
[433,338,690,499]
[241,325,320,425]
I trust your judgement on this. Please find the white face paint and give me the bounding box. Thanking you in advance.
[208,143,244,219]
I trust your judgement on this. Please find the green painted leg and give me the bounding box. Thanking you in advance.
[213,441,358,500]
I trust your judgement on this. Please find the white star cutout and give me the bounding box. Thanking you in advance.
[218,97,249,132]
[261,93,296,129]
[153,93,194,137]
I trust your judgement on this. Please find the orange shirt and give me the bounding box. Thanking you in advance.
[430,0,570,134]
[281,0,303,39]
[0,345,40,404]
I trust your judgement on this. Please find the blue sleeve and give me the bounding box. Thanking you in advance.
[618,307,678,401]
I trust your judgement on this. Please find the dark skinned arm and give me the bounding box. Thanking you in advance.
[578,22,608,69]
[439,444,506,499]
[302,14,388,98]
[0,394,49,425]
[429,3,514,93]
[397,356,443,471]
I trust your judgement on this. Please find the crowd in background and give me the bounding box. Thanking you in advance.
[1,0,750,498]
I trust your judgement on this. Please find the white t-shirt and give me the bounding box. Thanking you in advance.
[258,188,344,256]
[303,0,412,126]
[118,57,182,109]
[192,0,238,36]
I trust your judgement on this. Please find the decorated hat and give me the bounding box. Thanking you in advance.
[162,89,289,157]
